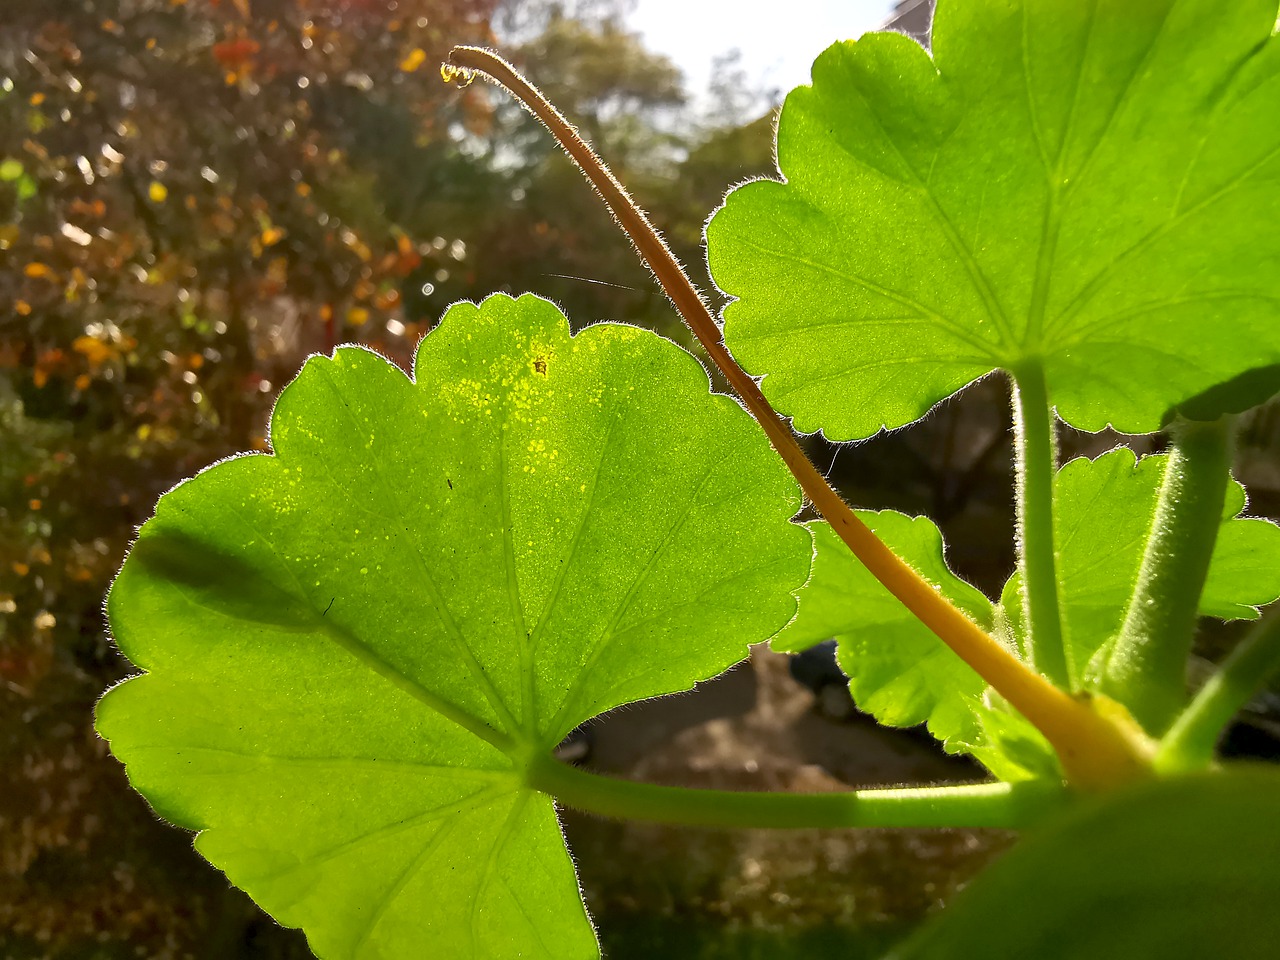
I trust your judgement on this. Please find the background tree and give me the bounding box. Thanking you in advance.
[1,0,496,678]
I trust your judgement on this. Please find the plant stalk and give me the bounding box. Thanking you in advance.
[1010,362,1069,689]
[528,754,1067,830]
[445,46,1154,790]
[1156,611,1280,771]
[1098,417,1234,735]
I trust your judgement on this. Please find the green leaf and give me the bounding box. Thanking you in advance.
[1203,479,1280,620]
[999,449,1280,688]
[708,0,1280,439]
[776,516,1058,779]
[773,515,990,751]
[966,691,1061,783]
[891,766,1280,959]
[98,293,810,959]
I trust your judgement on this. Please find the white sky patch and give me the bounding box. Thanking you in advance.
[628,0,899,103]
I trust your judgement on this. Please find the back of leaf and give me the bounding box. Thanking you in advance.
[708,0,1280,438]
[98,293,811,959]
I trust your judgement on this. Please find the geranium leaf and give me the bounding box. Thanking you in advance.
[1200,478,1280,621]
[965,692,1061,783]
[998,449,1280,689]
[97,293,811,959]
[891,766,1280,959]
[772,514,991,752]
[708,0,1280,438]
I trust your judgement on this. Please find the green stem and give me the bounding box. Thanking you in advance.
[1098,417,1234,734]
[1011,362,1069,689]
[1156,611,1280,772]
[528,755,1068,830]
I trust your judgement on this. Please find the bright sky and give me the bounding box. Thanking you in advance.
[627,0,900,101]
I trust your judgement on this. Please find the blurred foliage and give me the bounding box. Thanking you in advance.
[0,0,500,686]
[0,0,782,954]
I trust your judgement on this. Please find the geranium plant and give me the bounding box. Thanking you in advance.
[98,1,1280,957]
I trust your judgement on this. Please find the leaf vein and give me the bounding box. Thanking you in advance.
[244,784,508,887]
[310,363,522,736]
[548,461,722,735]
[496,395,535,737]
[469,792,529,958]
[730,236,1000,359]
[1050,141,1280,338]
[833,74,1016,344]
[528,416,619,658]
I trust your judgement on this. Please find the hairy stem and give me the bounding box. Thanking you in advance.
[1011,362,1069,689]
[1099,417,1234,735]
[528,754,1067,830]
[1156,611,1280,772]
[446,46,1153,790]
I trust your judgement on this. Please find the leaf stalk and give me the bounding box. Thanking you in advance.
[1010,361,1070,689]
[528,754,1067,830]
[1156,610,1280,771]
[1097,417,1235,734]
[444,46,1153,790]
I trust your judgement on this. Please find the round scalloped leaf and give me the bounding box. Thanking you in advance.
[708,0,1280,439]
[97,293,810,959]
[891,766,1280,959]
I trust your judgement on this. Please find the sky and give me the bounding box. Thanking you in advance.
[627,0,901,101]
